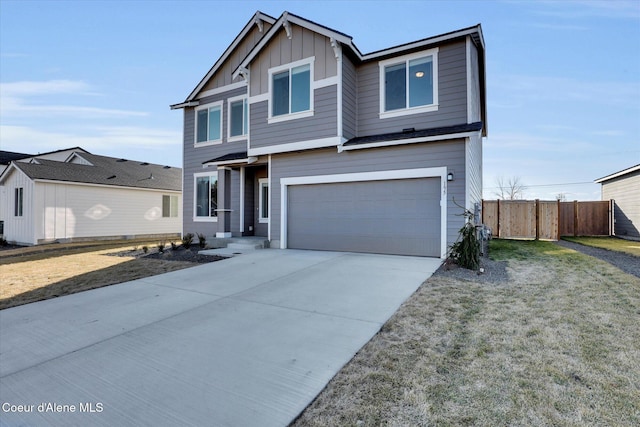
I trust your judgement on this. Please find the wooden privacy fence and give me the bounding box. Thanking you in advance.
[482,199,613,241]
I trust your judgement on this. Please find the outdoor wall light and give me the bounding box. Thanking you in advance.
[447,172,454,181]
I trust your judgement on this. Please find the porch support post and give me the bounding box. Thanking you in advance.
[216,167,232,238]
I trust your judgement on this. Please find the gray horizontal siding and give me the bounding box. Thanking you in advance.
[356,41,468,137]
[270,140,466,248]
[182,85,248,238]
[250,85,338,148]
[602,171,640,238]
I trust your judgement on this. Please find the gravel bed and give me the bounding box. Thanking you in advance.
[433,256,509,284]
[555,240,640,278]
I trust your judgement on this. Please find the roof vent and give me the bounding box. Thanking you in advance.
[402,127,415,133]
[140,162,149,166]
[107,175,116,180]
[163,165,171,169]
[117,158,127,162]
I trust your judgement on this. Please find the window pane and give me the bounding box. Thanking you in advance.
[409,56,433,107]
[196,109,208,142]
[261,183,269,219]
[272,71,289,116]
[170,195,178,217]
[384,63,406,111]
[208,106,221,141]
[230,100,245,137]
[196,177,209,217]
[291,64,310,113]
[243,99,248,134]
[162,195,170,217]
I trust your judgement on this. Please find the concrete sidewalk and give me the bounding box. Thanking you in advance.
[0,249,440,426]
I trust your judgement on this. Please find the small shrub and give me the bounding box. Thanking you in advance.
[197,233,207,249]
[449,204,481,270]
[158,241,165,253]
[142,245,149,254]
[0,237,8,247]
[170,241,178,251]
[182,233,194,249]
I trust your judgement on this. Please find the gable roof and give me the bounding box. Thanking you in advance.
[171,11,276,108]
[1,153,181,191]
[595,164,640,183]
[0,150,33,165]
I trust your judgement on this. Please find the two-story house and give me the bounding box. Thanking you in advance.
[171,11,486,258]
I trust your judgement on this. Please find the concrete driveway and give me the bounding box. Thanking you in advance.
[0,249,440,426]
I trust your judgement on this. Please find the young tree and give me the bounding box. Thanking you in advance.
[494,176,527,200]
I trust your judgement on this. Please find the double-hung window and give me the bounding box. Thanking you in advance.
[162,195,179,218]
[195,101,223,145]
[269,58,313,123]
[379,48,438,118]
[194,172,218,221]
[15,187,23,217]
[227,95,248,140]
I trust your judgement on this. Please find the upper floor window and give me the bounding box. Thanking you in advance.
[195,101,223,146]
[228,96,248,140]
[379,48,439,119]
[268,58,314,123]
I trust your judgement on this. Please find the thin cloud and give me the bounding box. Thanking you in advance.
[0,79,148,118]
[1,80,93,96]
[0,125,181,153]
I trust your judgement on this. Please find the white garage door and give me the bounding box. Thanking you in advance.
[287,177,441,257]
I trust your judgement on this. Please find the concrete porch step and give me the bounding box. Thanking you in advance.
[227,242,264,250]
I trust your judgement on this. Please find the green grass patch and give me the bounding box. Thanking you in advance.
[562,236,640,257]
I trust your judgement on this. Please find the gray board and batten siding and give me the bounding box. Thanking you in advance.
[270,140,467,250]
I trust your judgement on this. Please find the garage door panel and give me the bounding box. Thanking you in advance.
[287,178,441,257]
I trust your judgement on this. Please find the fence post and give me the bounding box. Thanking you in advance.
[535,199,540,240]
[610,199,614,236]
[557,199,561,240]
[573,200,578,237]
[497,199,501,238]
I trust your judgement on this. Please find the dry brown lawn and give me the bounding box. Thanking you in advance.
[563,236,640,257]
[293,240,640,426]
[0,241,197,310]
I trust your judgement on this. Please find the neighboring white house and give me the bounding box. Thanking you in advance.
[595,164,640,240]
[0,150,182,245]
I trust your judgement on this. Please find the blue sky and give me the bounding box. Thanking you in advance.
[1,0,638,200]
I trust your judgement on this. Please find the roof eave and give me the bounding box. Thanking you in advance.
[595,164,640,183]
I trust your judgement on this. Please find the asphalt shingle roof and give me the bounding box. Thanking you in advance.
[0,151,33,165]
[8,153,181,192]
[343,122,483,146]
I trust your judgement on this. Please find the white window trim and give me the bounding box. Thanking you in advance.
[378,48,439,119]
[193,171,218,222]
[258,178,269,224]
[268,57,315,124]
[194,100,223,147]
[227,94,248,142]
